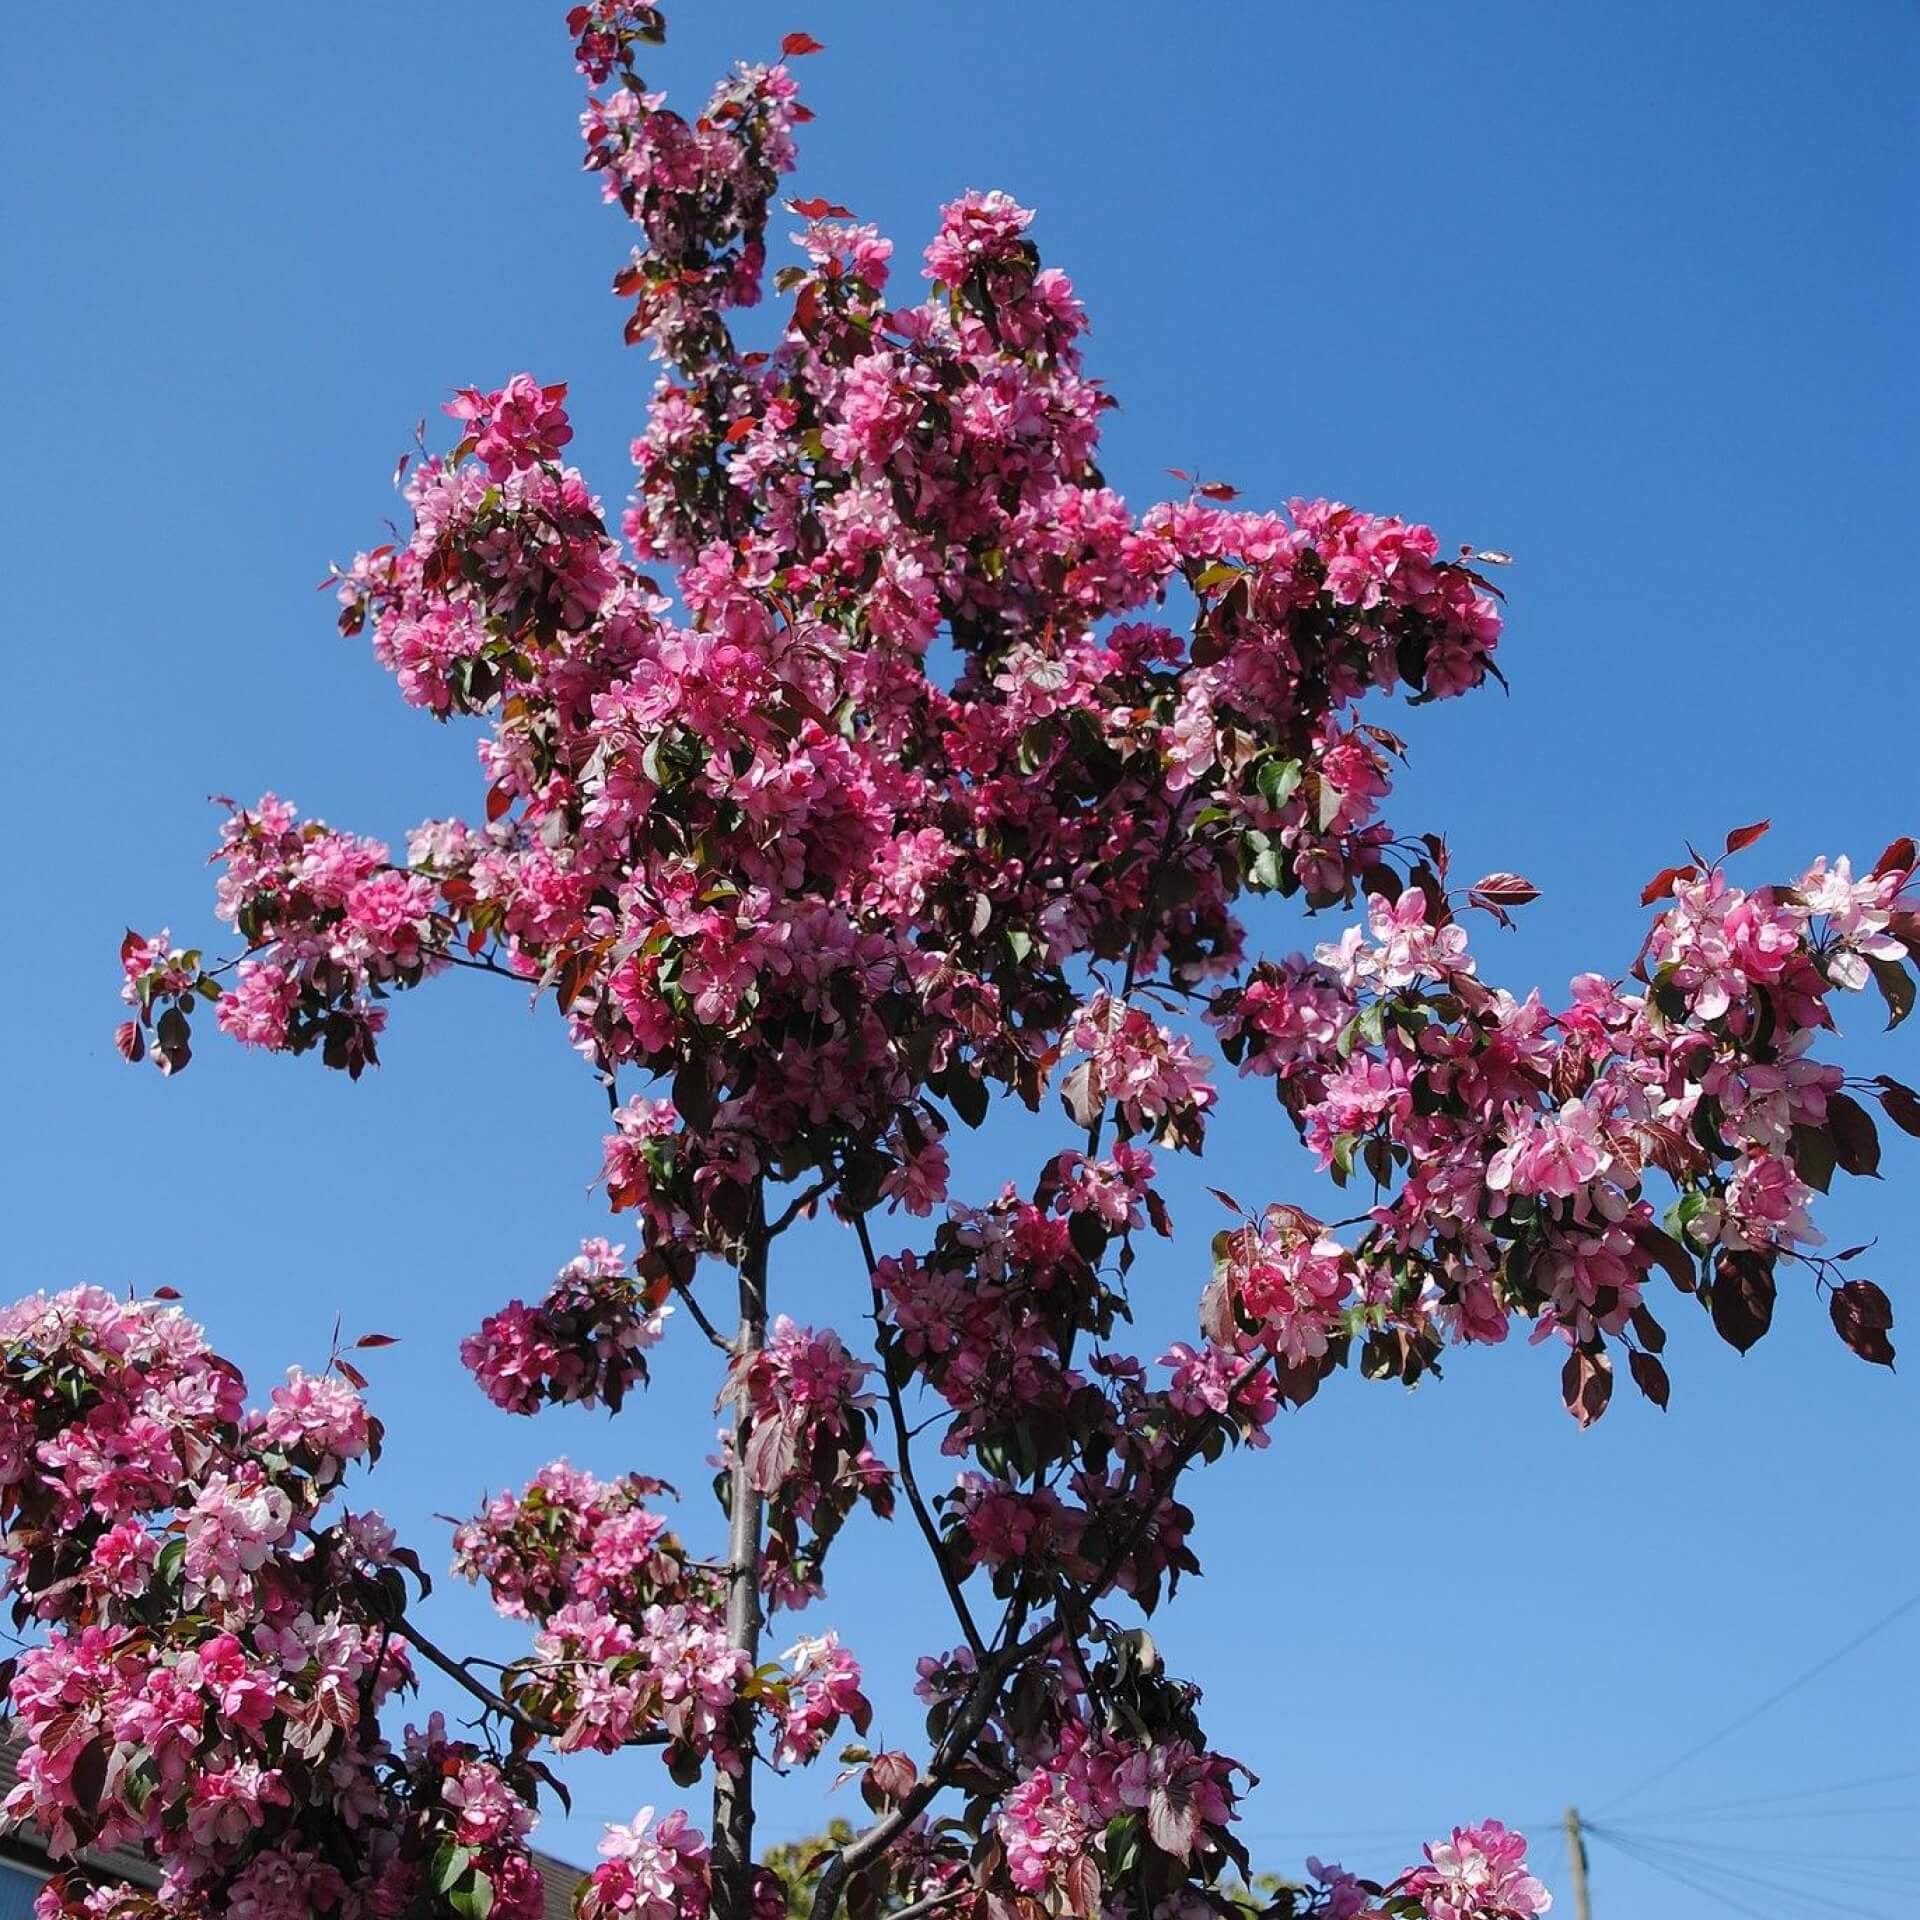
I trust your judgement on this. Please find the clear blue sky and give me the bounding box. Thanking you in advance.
[5,6,1917,1915]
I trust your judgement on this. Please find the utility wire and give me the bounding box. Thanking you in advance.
[1637,1840,1920,1869]
[1595,1826,1920,1896]
[1597,1801,1920,1827]
[1595,1586,1920,1814]
[1592,1822,1903,1920]
[1612,1764,1920,1822]
[1595,1823,1898,1920]
[1588,1827,1779,1920]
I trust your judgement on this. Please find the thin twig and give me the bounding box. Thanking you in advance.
[1088,803,1187,1158]
[768,1174,838,1239]
[888,1886,974,1920]
[849,1205,988,1662]
[674,1279,735,1354]
[441,949,527,983]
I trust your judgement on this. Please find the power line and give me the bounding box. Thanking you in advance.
[1589,1827,1779,1920]
[1615,1764,1920,1822]
[1592,1822,1904,1920]
[1599,1802,1920,1827]
[1594,1586,1920,1814]
[1624,1831,1920,1870]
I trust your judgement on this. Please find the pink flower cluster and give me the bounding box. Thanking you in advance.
[1298,1822,1550,1920]
[581,1805,712,1920]
[874,1171,1268,1605]
[770,1630,870,1766]
[997,1722,1242,1905]
[0,1290,568,1915]
[448,373,576,482]
[723,1318,893,1609]
[518,1598,746,1762]
[452,1460,686,1623]
[1063,995,1217,1147]
[1203,838,1918,1417]
[448,1455,869,1776]
[576,4,802,366]
[461,1238,671,1414]
[1403,1820,1552,1919]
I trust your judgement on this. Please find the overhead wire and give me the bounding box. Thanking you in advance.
[1594,1586,1920,1814]
[1611,1764,1920,1822]
[1587,1827,1781,1920]
[1596,1801,1920,1827]
[1593,1824,1920,1897]
[1592,1822,1897,1920]
[1590,1821,1904,1920]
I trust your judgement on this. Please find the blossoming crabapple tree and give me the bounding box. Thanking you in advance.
[14,7,1914,1920]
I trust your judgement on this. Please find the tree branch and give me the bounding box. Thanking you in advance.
[673,1277,735,1354]
[711,1185,770,1920]
[768,1174,838,1239]
[847,1205,988,1662]
[1088,802,1187,1158]
[395,1608,665,1749]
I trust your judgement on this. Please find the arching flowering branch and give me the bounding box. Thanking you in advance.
[73,6,1920,1920]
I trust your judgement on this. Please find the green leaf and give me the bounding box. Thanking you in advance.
[1255,757,1302,808]
[450,1873,494,1920]
[433,1846,474,1895]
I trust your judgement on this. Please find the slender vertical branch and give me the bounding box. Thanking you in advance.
[711,1182,769,1920]
[1087,801,1187,1158]
[848,1205,988,1661]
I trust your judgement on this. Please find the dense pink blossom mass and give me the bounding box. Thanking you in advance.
[21,5,1915,1920]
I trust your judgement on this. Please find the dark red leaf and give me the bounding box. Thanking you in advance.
[71,1739,109,1813]
[114,1019,146,1065]
[1874,1076,1920,1137]
[486,783,513,823]
[1469,872,1539,907]
[152,1286,181,1301]
[1629,1303,1668,1353]
[1826,1090,1883,1177]
[1635,1223,1696,1295]
[780,30,825,55]
[723,416,757,444]
[1562,1347,1613,1427]
[355,1333,399,1349]
[1710,1252,1776,1353]
[1641,864,1694,907]
[1723,819,1771,855]
[1204,1187,1245,1217]
[1873,836,1916,878]
[1197,481,1239,501]
[335,1360,369,1391]
[1628,1348,1671,1410]
[1829,1280,1896,1367]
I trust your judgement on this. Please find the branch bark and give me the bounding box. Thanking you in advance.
[711,1184,770,1920]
